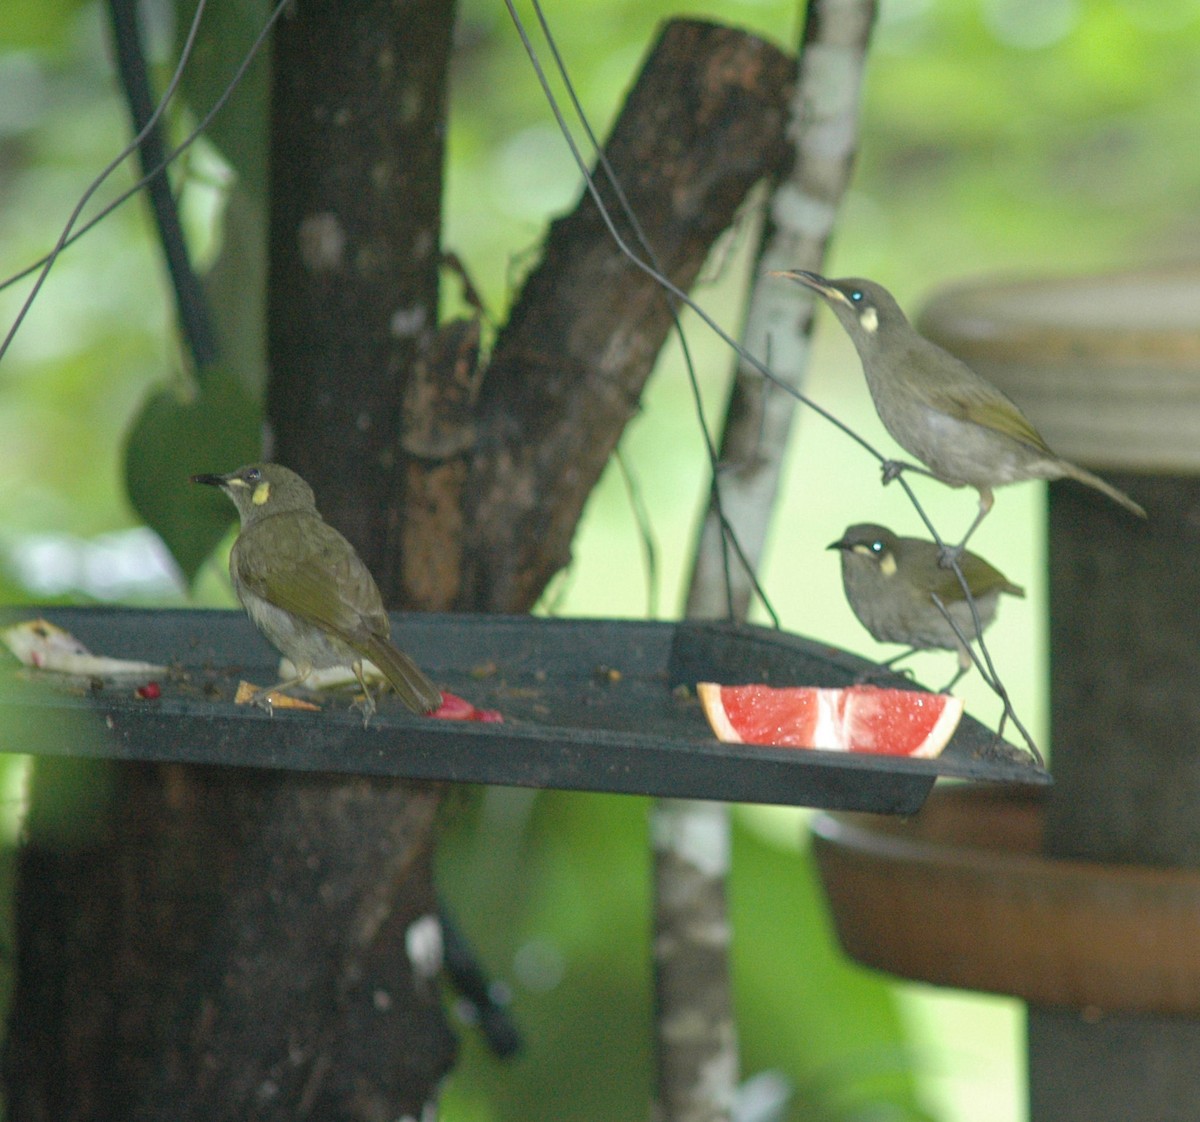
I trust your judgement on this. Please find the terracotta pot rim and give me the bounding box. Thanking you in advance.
[811,793,1200,893]
[811,784,1200,1015]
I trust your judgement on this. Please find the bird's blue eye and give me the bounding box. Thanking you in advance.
[245,467,261,482]
[851,290,864,303]
[870,540,884,554]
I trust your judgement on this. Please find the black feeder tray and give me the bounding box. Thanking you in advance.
[0,608,1049,814]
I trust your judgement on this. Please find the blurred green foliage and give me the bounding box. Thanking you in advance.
[124,363,260,579]
[1,1,1199,1119]
[438,790,933,1121]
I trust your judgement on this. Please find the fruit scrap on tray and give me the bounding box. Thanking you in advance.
[431,691,503,723]
[697,682,961,758]
[234,681,322,711]
[233,680,502,722]
[2,618,167,679]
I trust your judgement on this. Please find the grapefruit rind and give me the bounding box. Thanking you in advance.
[697,682,963,758]
[697,682,743,744]
[908,693,963,758]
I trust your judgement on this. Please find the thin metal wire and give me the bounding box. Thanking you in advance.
[930,590,1042,763]
[613,447,660,618]
[0,0,292,309]
[525,0,779,626]
[0,0,212,363]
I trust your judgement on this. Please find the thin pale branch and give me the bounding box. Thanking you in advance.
[686,0,879,621]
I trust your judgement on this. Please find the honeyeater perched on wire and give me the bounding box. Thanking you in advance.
[829,522,1024,691]
[776,271,1146,556]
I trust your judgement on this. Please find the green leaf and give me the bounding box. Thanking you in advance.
[436,791,932,1122]
[124,365,260,581]
[0,0,86,53]
[175,0,270,198]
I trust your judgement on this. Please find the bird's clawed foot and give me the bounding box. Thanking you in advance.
[247,687,278,716]
[351,663,380,728]
[855,664,916,687]
[937,542,965,569]
[351,689,378,729]
[856,648,918,686]
[880,458,938,487]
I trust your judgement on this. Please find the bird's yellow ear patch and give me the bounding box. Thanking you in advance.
[879,551,898,577]
[859,306,879,334]
[252,481,271,506]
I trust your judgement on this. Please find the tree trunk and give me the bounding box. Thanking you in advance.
[6,1,461,1118]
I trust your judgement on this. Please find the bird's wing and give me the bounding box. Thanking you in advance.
[931,551,1025,602]
[355,630,442,712]
[233,514,441,713]
[938,382,1056,456]
[233,514,389,642]
[905,338,1056,455]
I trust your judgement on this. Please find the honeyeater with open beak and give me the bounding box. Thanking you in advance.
[776,271,1146,554]
[829,522,1024,691]
[191,463,442,718]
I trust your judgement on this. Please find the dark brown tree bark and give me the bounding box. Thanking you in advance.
[267,0,453,566]
[5,761,452,1122]
[453,20,794,613]
[2,10,794,1121]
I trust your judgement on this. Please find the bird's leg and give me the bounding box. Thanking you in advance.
[940,487,995,567]
[937,665,969,694]
[882,648,918,673]
[855,648,918,685]
[351,660,378,728]
[248,663,314,714]
[937,645,974,694]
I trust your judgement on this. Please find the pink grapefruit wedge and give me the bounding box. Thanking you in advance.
[697,682,962,758]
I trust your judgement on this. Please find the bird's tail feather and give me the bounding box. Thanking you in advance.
[1064,463,1147,519]
[361,634,442,714]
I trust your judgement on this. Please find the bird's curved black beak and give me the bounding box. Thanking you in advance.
[768,268,854,309]
[827,537,849,552]
[770,270,844,305]
[190,473,227,487]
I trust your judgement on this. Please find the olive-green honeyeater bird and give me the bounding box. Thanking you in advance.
[191,463,442,717]
[777,271,1146,551]
[829,523,1024,690]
